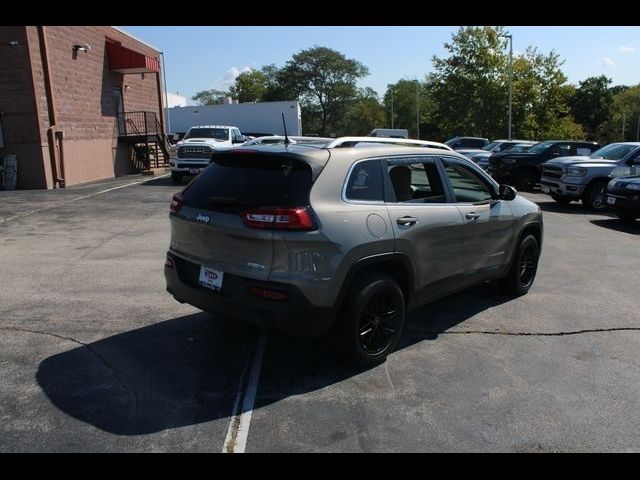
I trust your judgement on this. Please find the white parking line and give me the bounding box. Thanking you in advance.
[223,333,267,453]
[0,174,170,223]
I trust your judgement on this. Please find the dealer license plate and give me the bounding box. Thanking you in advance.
[541,185,550,193]
[199,266,224,291]
[189,168,200,174]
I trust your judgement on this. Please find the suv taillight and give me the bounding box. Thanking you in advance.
[170,193,183,214]
[242,207,316,231]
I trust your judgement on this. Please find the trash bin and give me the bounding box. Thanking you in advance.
[2,154,17,190]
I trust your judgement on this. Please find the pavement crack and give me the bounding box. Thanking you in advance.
[0,325,88,346]
[433,327,640,337]
[0,325,139,420]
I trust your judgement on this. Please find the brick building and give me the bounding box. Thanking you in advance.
[0,26,168,189]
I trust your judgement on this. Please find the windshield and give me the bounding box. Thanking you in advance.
[184,128,229,141]
[527,141,554,154]
[506,144,532,153]
[483,141,501,151]
[181,155,312,212]
[590,143,638,160]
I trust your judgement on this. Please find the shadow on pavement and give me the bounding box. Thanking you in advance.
[37,282,511,435]
[140,176,184,187]
[535,199,587,214]
[590,218,640,235]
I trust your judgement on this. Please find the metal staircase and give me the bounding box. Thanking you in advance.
[117,111,171,170]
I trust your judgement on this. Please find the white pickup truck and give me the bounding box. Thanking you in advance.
[169,125,246,183]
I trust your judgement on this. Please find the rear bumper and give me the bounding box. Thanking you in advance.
[539,178,586,198]
[164,252,336,336]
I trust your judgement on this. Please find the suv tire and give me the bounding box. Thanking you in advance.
[337,274,406,367]
[513,168,537,192]
[582,180,608,210]
[171,172,183,184]
[498,234,540,296]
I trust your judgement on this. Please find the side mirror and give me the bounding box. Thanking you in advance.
[498,184,517,200]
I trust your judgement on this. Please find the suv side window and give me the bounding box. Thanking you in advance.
[345,159,384,202]
[576,145,593,156]
[549,143,571,157]
[385,157,447,203]
[441,158,495,203]
[467,139,485,149]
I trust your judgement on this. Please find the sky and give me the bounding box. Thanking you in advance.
[121,26,640,104]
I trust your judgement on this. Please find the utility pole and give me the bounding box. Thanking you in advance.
[390,87,394,129]
[415,80,420,139]
[160,51,170,134]
[499,33,513,140]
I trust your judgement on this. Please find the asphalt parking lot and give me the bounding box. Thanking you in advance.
[1,175,639,452]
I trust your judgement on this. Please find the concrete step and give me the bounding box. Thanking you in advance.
[141,167,170,176]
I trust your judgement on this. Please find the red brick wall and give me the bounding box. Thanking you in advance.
[0,26,49,188]
[36,26,161,143]
[1,26,163,188]
[0,27,41,145]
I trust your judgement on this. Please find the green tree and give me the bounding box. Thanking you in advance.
[596,85,640,143]
[228,69,269,103]
[429,26,510,140]
[382,79,435,139]
[191,89,228,105]
[428,26,582,142]
[340,87,386,136]
[278,46,369,135]
[569,76,613,139]
[514,47,583,140]
[228,65,293,103]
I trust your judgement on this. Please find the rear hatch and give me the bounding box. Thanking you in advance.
[170,151,317,282]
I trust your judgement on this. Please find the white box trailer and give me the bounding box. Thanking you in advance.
[166,101,302,137]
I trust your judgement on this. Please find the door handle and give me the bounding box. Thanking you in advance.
[397,216,418,226]
[465,212,480,221]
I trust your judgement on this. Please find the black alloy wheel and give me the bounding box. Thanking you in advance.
[583,181,608,210]
[337,274,406,366]
[518,244,538,289]
[358,291,402,355]
[498,234,540,296]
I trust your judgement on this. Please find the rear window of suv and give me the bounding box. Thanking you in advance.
[181,154,312,212]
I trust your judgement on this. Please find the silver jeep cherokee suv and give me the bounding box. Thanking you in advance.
[165,137,543,365]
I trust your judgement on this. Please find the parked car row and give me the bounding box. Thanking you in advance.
[453,136,640,222]
[539,142,640,211]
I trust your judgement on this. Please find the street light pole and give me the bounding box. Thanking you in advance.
[415,80,420,139]
[391,87,394,129]
[500,33,513,140]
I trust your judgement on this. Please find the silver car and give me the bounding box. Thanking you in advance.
[165,137,543,365]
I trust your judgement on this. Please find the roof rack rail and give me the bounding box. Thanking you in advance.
[324,137,453,151]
